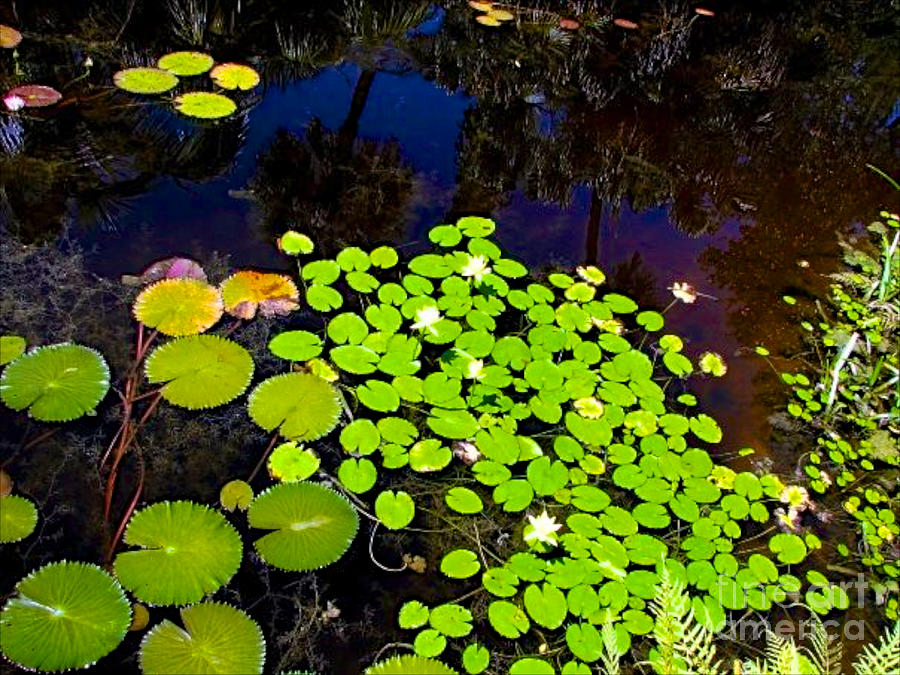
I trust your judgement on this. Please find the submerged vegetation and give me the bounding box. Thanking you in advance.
[1,212,897,673]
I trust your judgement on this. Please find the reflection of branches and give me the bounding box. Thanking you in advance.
[167,0,208,45]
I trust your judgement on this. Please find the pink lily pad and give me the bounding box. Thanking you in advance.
[122,257,207,286]
[5,85,62,108]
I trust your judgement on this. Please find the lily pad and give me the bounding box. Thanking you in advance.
[269,330,323,361]
[114,501,243,606]
[247,373,341,441]
[210,62,260,90]
[6,84,62,107]
[0,495,37,543]
[113,67,178,94]
[220,271,299,319]
[133,278,223,336]
[0,562,131,672]
[375,490,416,530]
[365,655,456,675]
[140,602,264,674]
[144,335,254,409]
[0,25,22,49]
[157,51,214,76]
[248,481,359,571]
[174,91,237,119]
[268,442,320,482]
[440,549,481,579]
[220,479,254,511]
[0,335,26,365]
[0,343,110,422]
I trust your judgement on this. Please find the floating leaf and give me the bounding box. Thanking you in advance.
[157,51,214,76]
[430,603,473,638]
[113,67,178,94]
[0,25,22,48]
[0,495,37,543]
[769,533,807,564]
[375,490,415,529]
[445,487,483,514]
[415,629,446,657]
[307,284,344,312]
[210,63,260,90]
[269,330,323,361]
[6,84,62,107]
[523,582,567,629]
[510,659,554,675]
[247,373,341,441]
[0,343,109,422]
[220,479,254,511]
[365,655,456,674]
[338,458,378,493]
[399,600,430,629]
[114,501,242,606]
[698,352,727,377]
[475,14,501,26]
[220,271,299,319]
[130,257,207,285]
[145,335,253,409]
[357,379,400,412]
[0,562,131,671]
[129,603,150,631]
[140,602,264,675]
[427,408,479,439]
[689,414,723,444]
[134,279,223,336]
[174,91,237,119]
[487,600,529,638]
[462,643,490,674]
[440,549,481,579]
[409,439,452,472]
[248,482,359,571]
[268,442,320,482]
[278,231,315,255]
[0,335,26,365]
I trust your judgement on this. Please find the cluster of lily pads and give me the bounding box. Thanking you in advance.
[113,50,260,119]
[777,209,899,620]
[0,216,865,673]
[1,24,64,111]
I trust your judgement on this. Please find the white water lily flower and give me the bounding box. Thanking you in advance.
[524,509,562,547]
[465,358,485,380]
[3,94,25,112]
[670,281,698,304]
[461,254,492,281]
[411,305,442,335]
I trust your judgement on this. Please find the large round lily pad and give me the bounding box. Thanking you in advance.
[157,51,214,76]
[0,562,131,671]
[174,91,237,119]
[248,482,359,571]
[133,278,223,336]
[247,373,341,441]
[113,501,243,606]
[209,62,260,90]
[5,84,62,107]
[140,602,265,674]
[0,343,110,422]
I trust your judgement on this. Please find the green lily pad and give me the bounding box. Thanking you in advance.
[440,549,481,579]
[114,501,242,606]
[462,643,490,674]
[247,373,341,440]
[429,603,473,638]
[487,600,529,638]
[248,482,359,571]
[0,335,26,365]
[0,343,109,422]
[268,442,320,482]
[157,51,214,76]
[375,490,415,529]
[357,379,400,412]
[0,562,131,671]
[140,602,264,674]
[365,655,456,674]
[523,582,567,629]
[338,458,378,493]
[445,487,484,514]
[114,67,178,94]
[174,92,237,119]
[269,330,323,361]
[414,629,447,657]
[0,495,37,543]
[399,600,430,629]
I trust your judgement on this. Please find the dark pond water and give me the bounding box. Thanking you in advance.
[0,0,898,673]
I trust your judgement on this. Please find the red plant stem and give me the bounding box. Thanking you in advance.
[247,432,281,483]
[104,444,144,565]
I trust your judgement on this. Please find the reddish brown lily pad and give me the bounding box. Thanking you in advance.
[6,84,62,107]
[695,7,716,16]
[559,18,580,30]
[613,18,639,29]
[0,25,22,49]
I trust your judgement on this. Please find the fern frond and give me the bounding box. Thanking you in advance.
[852,621,900,675]
[649,566,691,674]
[765,629,804,675]
[739,659,768,675]
[599,620,622,675]
[808,613,842,675]
[675,621,722,675]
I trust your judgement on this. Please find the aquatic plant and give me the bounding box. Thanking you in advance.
[0,24,22,48]
[174,91,238,119]
[113,67,180,95]
[267,441,321,482]
[247,372,342,441]
[0,494,38,543]
[0,343,110,421]
[157,50,215,76]
[0,561,131,671]
[220,270,300,319]
[133,278,224,336]
[3,84,62,108]
[0,334,26,364]
[365,654,457,674]
[113,501,243,606]
[144,335,254,409]
[140,602,265,674]
[210,63,261,90]
[247,481,359,571]
[220,479,254,511]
